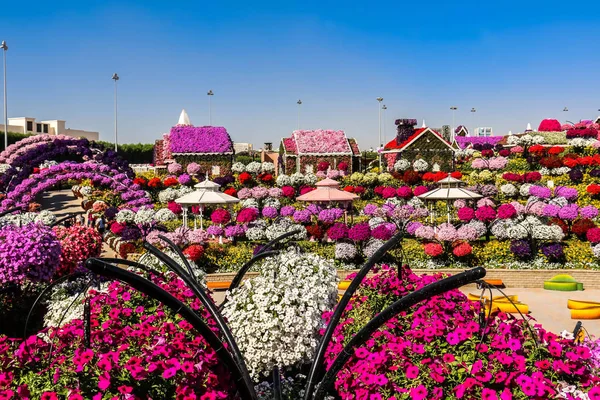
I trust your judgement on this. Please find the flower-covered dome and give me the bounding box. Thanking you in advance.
[538,119,562,132]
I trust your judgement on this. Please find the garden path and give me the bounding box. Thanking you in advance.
[39,189,118,258]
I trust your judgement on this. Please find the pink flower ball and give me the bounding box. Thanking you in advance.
[457,207,475,222]
[510,146,524,154]
[413,186,428,196]
[475,206,496,222]
[497,204,517,219]
[396,186,413,199]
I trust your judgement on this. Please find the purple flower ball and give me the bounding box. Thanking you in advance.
[262,206,279,219]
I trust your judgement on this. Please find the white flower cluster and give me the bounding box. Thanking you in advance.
[158,187,192,203]
[242,198,260,209]
[0,163,10,174]
[393,159,410,171]
[290,172,305,186]
[556,381,591,400]
[263,198,281,209]
[276,174,291,187]
[463,220,487,237]
[491,220,514,240]
[592,243,600,258]
[246,222,267,241]
[368,217,386,229]
[261,162,275,173]
[0,211,56,227]
[222,248,338,378]
[363,239,385,258]
[116,209,135,224]
[35,210,56,225]
[39,160,59,169]
[569,138,598,148]
[139,251,206,283]
[79,186,93,197]
[335,242,357,260]
[519,183,532,197]
[413,159,429,172]
[304,173,317,185]
[232,162,245,173]
[539,167,570,176]
[507,134,545,146]
[500,183,518,197]
[134,207,156,225]
[44,278,109,328]
[246,161,262,174]
[154,208,177,222]
[265,219,307,241]
[378,172,394,185]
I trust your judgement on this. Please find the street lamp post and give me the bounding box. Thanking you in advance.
[377,97,383,169]
[112,73,119,152]
[470,107,476,137]
[450,106,458,142]
[1,41,7,150]
[382,105,387,146]
[297,99,302,130]
[207,90,214,125]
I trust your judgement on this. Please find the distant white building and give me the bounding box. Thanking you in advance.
[233,142,253,154]
[474,127,493,137]
[0,117,99,140]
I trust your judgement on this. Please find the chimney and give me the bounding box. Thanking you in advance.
[395,119,418,144]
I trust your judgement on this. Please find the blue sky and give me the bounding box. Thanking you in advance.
[1,0,599,148]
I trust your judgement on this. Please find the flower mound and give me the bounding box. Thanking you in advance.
[0,273,235,398]
[222,248,338,378]
[0,223,61,284]
[168,125,233,154]
[53,225,103,276]
[323,265,600,399]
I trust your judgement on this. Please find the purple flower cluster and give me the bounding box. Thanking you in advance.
[529,186,552,199]
[0,223,61,284]
[293,210,312,223]
[327,223,349,240]
[558,204,579,221]
[169,126,233,154]
[225,224,246,237]
[510,239,532,259]
[348,222,371,242]
[555,186,578,201]
[262,206,279,219]
[541,242,564,261]
[280,206,296,217]
[318,208,344,223]
[580,205,599,219]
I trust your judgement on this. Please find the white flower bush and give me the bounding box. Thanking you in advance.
[500,183,518,197]
[44,278,110,328]
[134,207,156,225]
[246,225,267,241]
[246,161,262,174]
[569,138,598,148]
[413,159,429,172]
[363,239,385,258]
[35,210,56,226]
[519,183,533,198]
[158,187,181,203]
[79,186,93,197]
[335,242,357,260]
[592,243,600,258]
[154,208,177,222]
[276,174,291,187]
[232,162,245,173]
[39,160,59,169]
[290,172,305,186]
[261,162,275,173]
[222,248,338,378]
[242,198,260,209]
[507,134,545,146]
[540,167,571,176]
[263,198,281,209]
[368,217,386,229]
[393,159,410,171]
[304,173,317,185]
[116,209,135,224]
[265,219,307,241]
[0,163,10,174]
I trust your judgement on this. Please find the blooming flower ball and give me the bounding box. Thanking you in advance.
[167,162,183,175]
[457,207,475,222]
[453,242,472,257]
[262,206,279,219]
[497,204,517,220]
[210,208,231,224]
[348,222,371,242]
[475,206,496,222]
[424,242,444,257]
[186,162,201,175]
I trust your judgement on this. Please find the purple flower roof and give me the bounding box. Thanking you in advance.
[282,130,353,155]
[169,126,233,154]
[455,136,503,149]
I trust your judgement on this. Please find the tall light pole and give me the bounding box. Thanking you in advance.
[207,90,214,125]
[470,107,476,137]
[377,97,383,169]
[450,106,458,142]
[112,73,119,152]
[1,41,7,150]
[382,104,387,146]
[297,99,302,130]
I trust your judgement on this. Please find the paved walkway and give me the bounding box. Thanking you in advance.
[40,190,117,258]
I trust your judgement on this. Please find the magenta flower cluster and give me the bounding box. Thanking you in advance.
[169,125,233,154]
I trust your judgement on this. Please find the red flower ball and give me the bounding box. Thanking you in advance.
[148,177,163,189]
[163,177,179,187]
[587,227,600,243]
[453,242,472,257]
[424,243,444,257]
[281,186,295,198]
[183,244,204,262]
[238,172,252,185]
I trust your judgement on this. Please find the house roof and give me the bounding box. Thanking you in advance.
[382,127,454,152]
[281,130,355,155]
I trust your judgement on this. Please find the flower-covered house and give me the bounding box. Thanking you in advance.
[153,110,234,174]
[381,119,455,171]
[279,130,361,174]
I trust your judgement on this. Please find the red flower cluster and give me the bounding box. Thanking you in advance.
[563,154,600,168]
[502,172,541,183]
[281,186,295,198]
[567,127,598,139]
[258,173,273,183]
[147,177,162,189]
[402,170,421,185]
[163,177,178,187]
[452,242,472,257]
[539,156,563,169]
[548,146,565,155]
[422,172,448,182]
[481,149,495,158]
[587,184,600,196]
[133,177,147,187]
[223,187,237,197]
[306,224,324,239]
[528,144,546,155]
[571,219,596,238]
[183,244,204,262]
[238,172,252,185]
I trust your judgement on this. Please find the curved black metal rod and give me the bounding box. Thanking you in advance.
[0,207,21,217]
[157,234,196,281]
[50,212,85,227]
[257,228,303,254]
[303,230,404,399]
[142,242,258,400]
[312,267,487,400]
[23,272,85,340]
[86,258,255,400]
[93,257,164,278]
[273,365,282,400]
